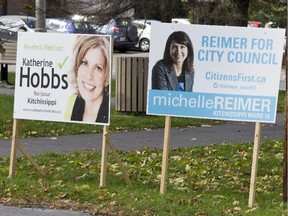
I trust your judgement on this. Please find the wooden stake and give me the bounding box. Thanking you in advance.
[283,26,288,203]
[9,119,45,178]
[284,94,288,202]
[8,119,19,178]
[17,143,45,176]
[248,122,262,208]
[99,125,132,187]
[106,136,132,187]
[100,126,109,188]
[160,116,171,195]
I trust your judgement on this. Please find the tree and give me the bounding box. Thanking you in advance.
[46,0,137,25]
[44,0,188,24]
[188,0,250,26]
[134,0,188,22]
[0,0,5,8]
[187,0,286,28]
[4,0,285,28]
[62,0,251,26]
[249,0,287,28]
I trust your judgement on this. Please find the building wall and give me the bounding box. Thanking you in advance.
[0,0,33,16]
[1,0,58,16]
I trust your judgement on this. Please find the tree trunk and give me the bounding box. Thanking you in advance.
[233,0,250,26]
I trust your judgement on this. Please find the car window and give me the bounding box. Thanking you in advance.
[99,24,108,34]
[11,18,24,28]
[0,18,11,26]
[59,21,68,30]
[47,20,68,31]
[116,18,132,27]
[46,19,64,30]
[20,18,36,28]
[133,22,145,30]
[73,22,88,31]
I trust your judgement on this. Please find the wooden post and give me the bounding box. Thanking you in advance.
[17,143,45,176]
[8,119,19,178]
[9,119,45,178]
[106,136,132,187]
[284,93,288,202]
[99,125,132,187]
[248,122,262,208]
[100,126,109,187]
[160,116,172,194]
[283,21,288,203]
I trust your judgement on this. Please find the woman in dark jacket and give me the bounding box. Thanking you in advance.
[152,31,195,92]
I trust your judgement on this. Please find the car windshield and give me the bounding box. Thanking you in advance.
[116,18,132,27]
[74,21,90,31]
[21,18,36,28]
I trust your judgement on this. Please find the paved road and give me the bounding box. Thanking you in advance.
[0,113,285,158]
[0,204,90,216]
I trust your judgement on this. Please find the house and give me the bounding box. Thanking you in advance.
[0,0,65,16]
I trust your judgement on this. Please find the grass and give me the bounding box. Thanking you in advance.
[0,72,287,215]
[0,140,287,215]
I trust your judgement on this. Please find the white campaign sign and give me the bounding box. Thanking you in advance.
[13,32,112,125]
[147,24,286,123]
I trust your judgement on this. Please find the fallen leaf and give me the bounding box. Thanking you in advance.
[75,173,87,180]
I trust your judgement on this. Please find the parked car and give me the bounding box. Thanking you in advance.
[0,15,36,32]
[96,17,138,52]
[247,21,262,28]
[0,15,58,42]
[171,18,191,24]
[132,19,161,52]
[0,15,37,41]
[46,18,96,34]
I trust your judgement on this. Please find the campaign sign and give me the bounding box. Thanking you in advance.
[13,32,112,125]
[147,24,286,123]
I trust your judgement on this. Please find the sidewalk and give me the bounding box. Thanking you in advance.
[0,112,284,156]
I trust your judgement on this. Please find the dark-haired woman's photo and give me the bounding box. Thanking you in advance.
[152,31,195,91]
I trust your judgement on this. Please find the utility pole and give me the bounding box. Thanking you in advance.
[35,0,46,32]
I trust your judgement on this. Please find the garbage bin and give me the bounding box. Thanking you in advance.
[115,56,148,112]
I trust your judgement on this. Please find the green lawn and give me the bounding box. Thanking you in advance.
[0,140,286,215]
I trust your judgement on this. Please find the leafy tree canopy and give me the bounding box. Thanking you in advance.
[8,0,286,28]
